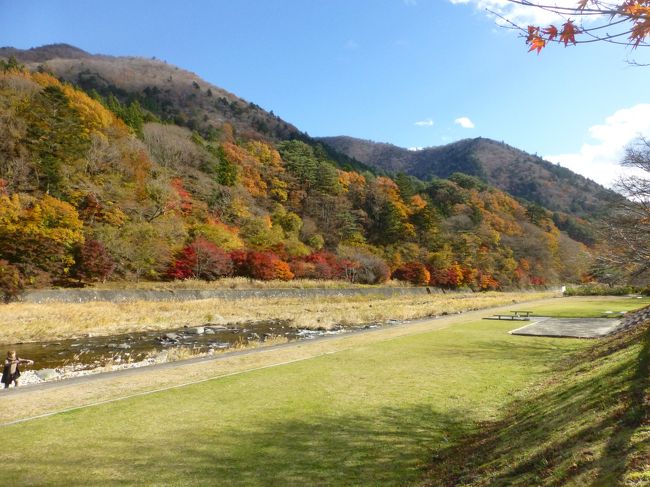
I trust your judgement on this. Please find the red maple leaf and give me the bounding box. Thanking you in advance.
[543,25,559,42]
[559,20,579,46]
[528,35,546,53]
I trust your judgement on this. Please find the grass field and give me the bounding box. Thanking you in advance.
[1,297,648,486]
[426,298,650,486]
[526,296,648,318]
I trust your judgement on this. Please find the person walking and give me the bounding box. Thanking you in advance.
[2,351,33,389]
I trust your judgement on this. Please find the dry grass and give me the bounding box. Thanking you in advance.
[87,277,409,290]
[0,291,555,344]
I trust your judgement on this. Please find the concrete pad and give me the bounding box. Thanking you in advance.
[510,317,622,338]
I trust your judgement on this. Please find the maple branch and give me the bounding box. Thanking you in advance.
[501,0,650,54]
[506,0,617,15]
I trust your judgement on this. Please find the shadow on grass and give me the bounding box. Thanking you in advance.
[198,405,473,486]
[592,321,650,486]
[22,404,476,486]
[424,321,650,487]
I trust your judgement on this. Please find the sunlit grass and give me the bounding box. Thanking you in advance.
[1,297,647,485]
[525,296,650,318]
[425,305,650,486]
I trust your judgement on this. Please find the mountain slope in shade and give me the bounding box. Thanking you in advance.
[318,136,617,218]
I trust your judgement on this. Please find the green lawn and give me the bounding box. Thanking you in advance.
[426,299,650,486]
[525,296,649,318]
[2,297,647,486]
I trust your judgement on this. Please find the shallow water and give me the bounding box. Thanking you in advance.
[7,321,349,372]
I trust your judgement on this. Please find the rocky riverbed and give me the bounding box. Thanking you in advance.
[1,319,389,388]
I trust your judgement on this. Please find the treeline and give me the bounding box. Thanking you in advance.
[0,66,594,300]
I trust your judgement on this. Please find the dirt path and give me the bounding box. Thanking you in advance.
[0,298,559,426]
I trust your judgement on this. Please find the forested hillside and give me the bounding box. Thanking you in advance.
[319,136,618,218]
[0,50,595,298]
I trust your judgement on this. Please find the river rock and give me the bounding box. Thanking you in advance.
[205,324,226,329]
[186,326,205,335]
[204,328,215,335]
[35,368,59,381]
[117,343,131,349]
[163,332,179,340]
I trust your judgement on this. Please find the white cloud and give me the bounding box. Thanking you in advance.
[448,0,594,26]
[408,146,424,151]
[545,104,650,188]
[414,118,434,126]
[455,117,475,129]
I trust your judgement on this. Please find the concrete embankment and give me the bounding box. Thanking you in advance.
[19,286,447,304]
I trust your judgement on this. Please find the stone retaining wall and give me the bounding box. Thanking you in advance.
[617,304,650,333]
[18,286,452,304]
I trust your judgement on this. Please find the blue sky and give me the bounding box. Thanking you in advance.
[1,0,648,186]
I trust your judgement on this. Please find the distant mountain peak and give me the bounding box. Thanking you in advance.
[0,43,90,62]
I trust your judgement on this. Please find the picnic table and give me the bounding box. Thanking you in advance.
[510,310,533,318]
[484,311,532,321]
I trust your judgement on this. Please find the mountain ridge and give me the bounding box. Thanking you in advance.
[2,45,613,219]
[318,135,617,218]
[1,44,373,174]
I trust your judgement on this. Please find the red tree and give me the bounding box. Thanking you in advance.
[246,251,294,281]
[392,262,431,286]
[168,238,233,280]
[231,250,294,281]
[72,239,115,283]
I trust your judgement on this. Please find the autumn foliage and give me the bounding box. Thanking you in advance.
[392,262,431,286]
[513,0,650,53]
[0,65,595,297]
[230,250,294,281]
[168,239,233,280]
[71,239,115,283]
[0,260,23,302]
